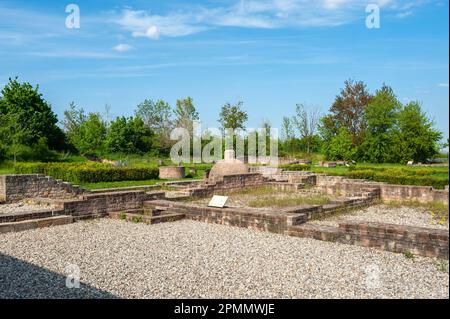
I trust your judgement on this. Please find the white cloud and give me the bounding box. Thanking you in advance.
[324,0,349,10]
[117,9,206,39]
[112,43,133,52]
[115,0,433,40]
[396,11,413,18]
[438,83,449,88]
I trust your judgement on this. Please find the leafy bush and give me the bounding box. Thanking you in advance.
[13,162,159,184]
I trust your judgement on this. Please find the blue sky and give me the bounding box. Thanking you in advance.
[0,0,448,139]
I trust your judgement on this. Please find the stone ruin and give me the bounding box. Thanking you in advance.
[0,159,448,259]
[208,150,249,183]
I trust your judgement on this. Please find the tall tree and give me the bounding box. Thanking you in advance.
[392,101,442,163]
[65,111,106,155]
[361,85,401,163]
[0,111,30,164]
[135,99,173,133]
[105,116,152,154]
[0,77,64,150]
[292,104,320,154]
[174,97,199,134]
[329,79,372,146]
[218,101,248,133]
[135,99,174,153]
[281,116,295,156]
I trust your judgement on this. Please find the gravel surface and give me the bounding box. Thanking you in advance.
[0,201,58,214]
[311,205,449,230]
[0,219,448,299]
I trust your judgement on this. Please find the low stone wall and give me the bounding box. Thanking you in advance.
[315,175,448,204]
[38,191,166,220]
[145,200,288,233]
[159,166,185,179]
[380,184,449,204]
[187,173,268,197]
[0,176,5,203]
[0,174,86,203]
[286,222,449,259]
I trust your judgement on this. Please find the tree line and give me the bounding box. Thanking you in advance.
[0,77,444,164]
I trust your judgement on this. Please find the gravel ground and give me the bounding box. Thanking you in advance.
[0,219,448,299]
[0,201,58,214]
[187,189,331,209]
[311,205,449,230]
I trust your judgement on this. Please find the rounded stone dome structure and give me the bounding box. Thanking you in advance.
[208,150,249,182]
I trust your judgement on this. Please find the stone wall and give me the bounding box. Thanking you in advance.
[315,175,448,204]
[286,221,449,259]
[187,173,268,197]
[0,176,5,203]
[379,184,449,204]
[144,199,288,233]
[0,174,86,203]
[159,166,185,179]
[37,190,165,220]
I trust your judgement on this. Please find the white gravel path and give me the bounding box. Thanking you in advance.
[0,219,448,299]
[0,201,58,214]
[312,204,449,230]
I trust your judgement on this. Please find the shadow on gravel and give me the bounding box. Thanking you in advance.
[0,253,118,299]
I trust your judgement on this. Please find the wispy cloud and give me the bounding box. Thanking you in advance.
[112,44,133,52]
[438,83,449,88]
[25,50,122,59]
[115,0,432,40]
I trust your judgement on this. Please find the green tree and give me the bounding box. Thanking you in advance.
[0,111,30,164]
[218,101,248,133]
[74,113,107,155]
[281,116,295,156]
[63,101,86,146]
[361,85,401,163]
[0,77,64,150]
[392,102,442,163]
[328,79,372,146]
[292,104,320,154]
[135,99,173,133]
[105,116,152,154]
[135,99,173,154]
[174,97,199,134]
[327,127,356,161]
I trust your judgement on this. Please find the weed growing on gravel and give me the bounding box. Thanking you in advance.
[131,216,143,223]
[434,259,449,273]
[403,251,415,260]
[384,200,448,225]
[119,213,127,220]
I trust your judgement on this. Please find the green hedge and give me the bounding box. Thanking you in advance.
[344,169,448,189]
[14,162,159,184]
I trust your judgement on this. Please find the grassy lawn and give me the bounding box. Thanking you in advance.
[80,169,206,190]
[79,179,163,190]
[186,186,331,208]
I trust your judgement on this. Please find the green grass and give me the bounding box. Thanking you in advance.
[248,195,329,208]
[79,179,163,190]
[79,169,206,190]
[214,186,330,208]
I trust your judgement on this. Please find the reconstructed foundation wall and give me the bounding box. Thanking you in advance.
[286,222,449,259]
[187,173,268,197]
[315,175,449,204]
[0,174,86,203]
[40,191,165,220]
[146,199,288,233]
